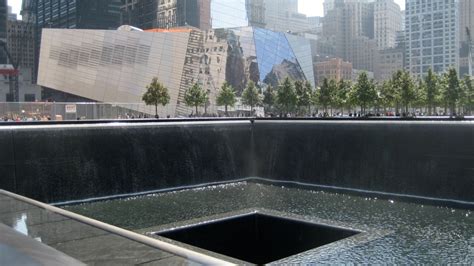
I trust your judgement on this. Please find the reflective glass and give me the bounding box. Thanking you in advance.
[253,28,306,87]
[211,0,249,29]
[285,33,316,87]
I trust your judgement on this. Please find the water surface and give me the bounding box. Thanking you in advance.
[64,182,474,264]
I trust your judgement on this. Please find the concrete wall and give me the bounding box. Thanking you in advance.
[0,120,472,204]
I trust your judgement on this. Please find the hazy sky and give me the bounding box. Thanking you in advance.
[8,0,406,20]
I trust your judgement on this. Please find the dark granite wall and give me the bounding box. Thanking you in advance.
[1,122,252,203]
[0,120,472,203]
[253,121,474,202]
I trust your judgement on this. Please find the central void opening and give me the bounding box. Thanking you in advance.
[156,213,360,264]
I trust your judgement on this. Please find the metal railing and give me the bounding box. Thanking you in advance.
[0,102,157,121]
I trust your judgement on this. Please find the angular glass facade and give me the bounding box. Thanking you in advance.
[38,26,313,116]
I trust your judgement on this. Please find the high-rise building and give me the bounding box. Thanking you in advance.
[306,16,323,35]
[323,0,337,16]
[322,0,377,71]
[0,0,7,64]
[405,0,459,77]
[247,0,266,28]
[374,0,402,49]
[459,0,474,76]
[156,0,210,29]
[121,0,139,26]
[264,0,310,33]
[459,0,474,44]
[7,20,35,70]
[7,6,17,21]
[20,0,36,23]
[123,0,254,30]
[36,0,122,29]
[375,47,404,81]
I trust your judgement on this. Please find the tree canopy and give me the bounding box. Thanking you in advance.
[216,82,237,116]
[142,77,170,117]
[241,81,262,116]
[184,83,208,115]
[276,77,298,115]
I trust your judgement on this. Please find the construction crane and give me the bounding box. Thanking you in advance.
[467,27,473,76]
[0,40,19,102]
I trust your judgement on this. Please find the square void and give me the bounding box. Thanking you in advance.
[156,213,360,264]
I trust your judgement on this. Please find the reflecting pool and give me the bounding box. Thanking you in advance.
[64,182,473,264]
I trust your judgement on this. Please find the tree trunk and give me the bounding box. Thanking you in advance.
[155,104,158,117]
[225,105,228,117]
[195,105,198,116]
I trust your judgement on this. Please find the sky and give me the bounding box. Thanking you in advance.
[8,0,406,20]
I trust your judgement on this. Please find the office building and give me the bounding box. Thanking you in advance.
[459,0,474,76]
[323,0,377,71]
[36,0,122,30]
[0,0,7,64]
[405,0,459,77]
[374,0,402,49]
[264,0,311,33]
[375,47,404,81]
[7,20,35,71]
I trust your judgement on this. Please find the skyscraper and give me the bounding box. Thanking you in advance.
[459,0,474,76]
[0,0,7,64]
[36,0,122,30]
[323,0,337,16]
[322,0,378,71]
[374,0,402,49]
[405,0,459,77]
[264,0,310,33]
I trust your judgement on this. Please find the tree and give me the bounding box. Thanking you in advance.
[399,70,416,114]
[442,68,461,116]
[316,78,332,113]
[413,78,426,112]
[333,79,351,115]
[142,77,170,117]
[461,75,473,115]
[424,68,439,115]
[352,72,377,115]
[263,85,276,114]
[296,80,312,116]
[390,70,404,114]
[276,77,298,116]
[378,80,396,113]
[241,81,262,116]
[184,83,208,115]
[216,82,237,116]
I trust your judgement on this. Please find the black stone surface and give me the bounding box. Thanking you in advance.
[0,120,473,204]
[157,212,359,264]
[253,121,474,202]
[0,130,15,193]
[5,122,252,203]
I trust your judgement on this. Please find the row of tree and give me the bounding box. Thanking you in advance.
[143,68,473,117]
